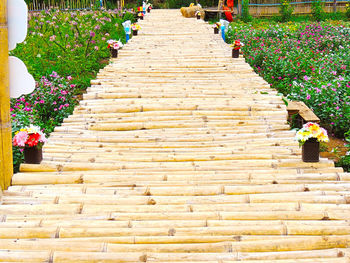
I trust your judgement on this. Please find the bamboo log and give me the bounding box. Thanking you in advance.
[0,0,13,190]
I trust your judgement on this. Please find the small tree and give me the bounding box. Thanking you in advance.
[346,1,350,19]
[241,0,252,22]
[279,0,294,22]
[311,0,326,21]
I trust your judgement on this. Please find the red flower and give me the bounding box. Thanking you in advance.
[26,133,41,147]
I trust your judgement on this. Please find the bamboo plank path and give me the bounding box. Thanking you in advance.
[1,9,350,262]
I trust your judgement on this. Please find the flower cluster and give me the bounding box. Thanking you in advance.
[213,22,221,29]
[226,21,350,137]
[230,40,244,50]
[107,39,123,50]
[295,122,329,145]
[131,24,141,31]
[13,125,47,148]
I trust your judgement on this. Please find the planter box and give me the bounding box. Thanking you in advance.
[24,147,43,164]
[302,138,320,162]
[111,49,118,58]
[232,49,239,58]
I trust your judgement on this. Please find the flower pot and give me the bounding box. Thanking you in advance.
[147,7,151,12]
[214,27,219,34]
[302,138,320,162]
[139,16,144,20]
[196,15,200,19]
[111,49,118,58]
[232,49,239,58]
[133,30,138,36]
[24,147,43,164]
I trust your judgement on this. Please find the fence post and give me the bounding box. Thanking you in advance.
[0,0,13,190]
[237,0,242,15]
[333,0,337,12]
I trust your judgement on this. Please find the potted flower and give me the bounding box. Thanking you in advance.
[138,12,144,20]
[131,23,141,36]
[13,125,47,164]
[295,122,329,162]
[195,11,201,19]
[230,40,244,58]
[213,22,220,34]
[107,39,123,58]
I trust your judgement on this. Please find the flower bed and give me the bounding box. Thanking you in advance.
[226,21,350,138]
[10,8,134,171]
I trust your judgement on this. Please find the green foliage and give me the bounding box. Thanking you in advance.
[226,21,350,138]
[346,1,350,19]
[336,130,350,171]
[10,9,131,172]
[279,0,294,22]
[311,0,325,21]
[241,0,252,23]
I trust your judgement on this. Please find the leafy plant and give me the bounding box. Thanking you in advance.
[10,9,132,172]
[346,1,350,20]
[311,0,325,21]
[336,130,350,171]
[241,0,252,23]
[279,0,294,22]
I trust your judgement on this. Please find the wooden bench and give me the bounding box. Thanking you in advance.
[203,9,234,21]
[287,101,320,128]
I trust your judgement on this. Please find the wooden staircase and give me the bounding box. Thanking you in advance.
[1,9,350,262]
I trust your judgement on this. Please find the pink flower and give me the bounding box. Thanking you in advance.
[67,76,72,80]
[49,35,56,41]
[13,131,29,147]
[306,94,311,100]
[94,46,99,50]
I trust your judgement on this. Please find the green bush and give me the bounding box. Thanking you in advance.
[336,130,350,172]
[241,0,252,23]
[346,1,350,19]
[10,9,131,172]
[226,21,350,137]
[279,0,294,22]
[311,0,325,21]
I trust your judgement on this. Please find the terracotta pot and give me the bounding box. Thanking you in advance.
[133,30,138,36]
[214,27,219,34]
[111,49,118,58]
[302,138,320,162]
[232,49,239,58]
[24,147,43,164]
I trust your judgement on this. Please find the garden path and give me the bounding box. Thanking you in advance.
[1,9,350,262]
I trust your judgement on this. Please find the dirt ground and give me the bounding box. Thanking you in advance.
[320,136,348,162]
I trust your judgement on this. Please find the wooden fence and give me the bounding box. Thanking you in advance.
[27,0,116,11]
[248,0,348,17]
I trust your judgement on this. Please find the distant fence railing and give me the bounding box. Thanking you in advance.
[248,0,348,16]
[27,0,120,11]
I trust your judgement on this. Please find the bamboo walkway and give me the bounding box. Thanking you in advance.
[1,9,350,263]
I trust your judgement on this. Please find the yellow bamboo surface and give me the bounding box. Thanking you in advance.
[0,0,13,190]
[1,9,350,262]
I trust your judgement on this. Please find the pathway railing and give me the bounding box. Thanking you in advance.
[248,0,348,17]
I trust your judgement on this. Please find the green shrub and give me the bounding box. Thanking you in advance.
[346,1,350,19]
[336,130,350,172]
[311,0,325,21]
[241,0,252,23]
[279,0,294,22]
